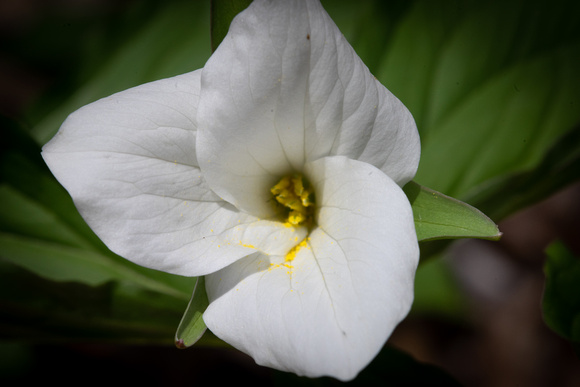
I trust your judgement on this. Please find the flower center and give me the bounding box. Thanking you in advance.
[270,174,315,227]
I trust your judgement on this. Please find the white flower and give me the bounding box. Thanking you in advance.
[42,0,420,381]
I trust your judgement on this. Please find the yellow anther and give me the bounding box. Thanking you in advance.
[288,211,306,226]
[292,175,304,195]
[271,174,315,227]
[271,176,291,195]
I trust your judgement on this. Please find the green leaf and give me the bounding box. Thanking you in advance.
[404,181,501,242]
[321,0,413,73]
[0,258,185,342]
[210,0,252,52]
[1,117,193,299]
[29,0,211,145]
[0,116,103,251]
[542,241,580,344]
[0,184,92,250]
[0,232,189,300]
[0,253,227,345]
[465,124,580,221]
[175,276,209,348]
[375,0,580,220]
[412,257,466,318]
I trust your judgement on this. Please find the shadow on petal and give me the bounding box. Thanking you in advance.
[205,252,277,301]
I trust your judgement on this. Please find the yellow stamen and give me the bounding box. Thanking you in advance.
[270,174,314,227]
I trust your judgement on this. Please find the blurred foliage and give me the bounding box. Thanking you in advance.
[1,115,197,342]
[373,0,580,215]
[1,0,580,383]
[24,0,212,144]
[210,0,253,51]
[543,241,580,347]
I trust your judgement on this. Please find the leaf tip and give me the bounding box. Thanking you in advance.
[175,338,189,349]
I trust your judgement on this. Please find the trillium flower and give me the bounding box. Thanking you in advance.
[42,0,420,381]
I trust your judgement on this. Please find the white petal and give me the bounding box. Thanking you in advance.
[204,156,419,381]
[42,70,304,276]
[197,0,420,218]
